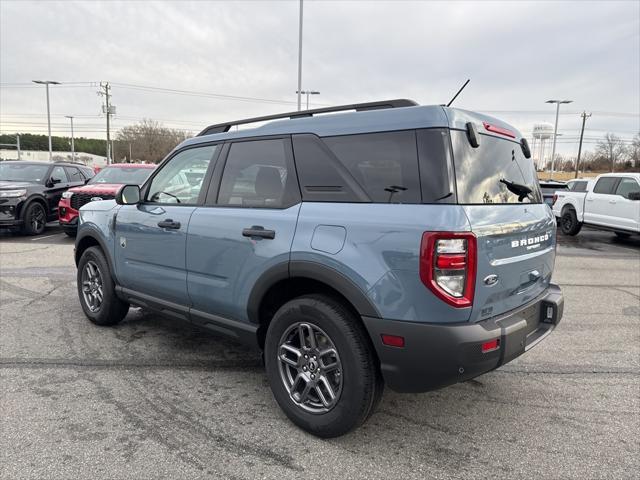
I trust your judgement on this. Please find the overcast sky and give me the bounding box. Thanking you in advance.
[1,0,638,156]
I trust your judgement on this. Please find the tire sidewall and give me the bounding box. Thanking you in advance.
[265,296,375,436]
[561,210,577,235]
[23,202,46,235]
[77,247,120,325]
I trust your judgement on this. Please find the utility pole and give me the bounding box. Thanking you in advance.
[296,90,320,109]
[65,115,75,162]
[546,99,572,179]
[297,0,304,111]
[99,82,115,164]
[32,80,60,161]
[575,111,591,179]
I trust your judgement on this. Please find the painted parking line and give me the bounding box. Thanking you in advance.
[30,233,64,241]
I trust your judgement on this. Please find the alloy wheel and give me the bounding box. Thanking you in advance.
[277,322,343,414]
[30,206,45,232]
[81,260,104,312]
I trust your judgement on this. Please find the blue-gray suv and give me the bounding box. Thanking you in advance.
[74,100,564,437]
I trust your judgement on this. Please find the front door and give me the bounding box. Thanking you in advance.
[44,165,70,217]
[114,144,219,305]
[186,137,301,323]
[584,176,619,227]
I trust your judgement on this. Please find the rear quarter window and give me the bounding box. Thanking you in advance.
[323,131,421,203]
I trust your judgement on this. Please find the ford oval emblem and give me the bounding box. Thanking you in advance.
[91,197,103,202]
[484,274,499,286]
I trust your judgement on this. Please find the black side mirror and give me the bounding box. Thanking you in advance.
[627,191,640,201]
[116,184,141,205]
[51,177,61,185]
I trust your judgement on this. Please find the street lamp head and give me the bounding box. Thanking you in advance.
[560,100,573,104]
[32,80,60,85]
[309,91,320,95]
[546,99,573,104]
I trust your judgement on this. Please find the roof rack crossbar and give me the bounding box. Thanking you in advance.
[197,99,418,136]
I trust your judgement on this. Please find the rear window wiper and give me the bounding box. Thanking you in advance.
[500,178,532,202]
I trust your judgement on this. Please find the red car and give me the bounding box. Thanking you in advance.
[59,163,155,236]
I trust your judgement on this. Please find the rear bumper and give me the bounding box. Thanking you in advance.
[363,284,564,393]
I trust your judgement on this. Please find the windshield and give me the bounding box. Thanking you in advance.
[0,163,50,183]
[451,130,542,204]
[89,166,153,185]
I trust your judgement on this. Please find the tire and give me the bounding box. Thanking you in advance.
[560,209,582,236]
[264,294,382,438]
[64,230,76,238]
[21,202,47,236]
[77,246,129,326]
[614,231,631,239]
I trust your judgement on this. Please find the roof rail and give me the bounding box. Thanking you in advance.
[197,99,418,136]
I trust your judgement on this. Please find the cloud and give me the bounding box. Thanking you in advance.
[1,0,638,155]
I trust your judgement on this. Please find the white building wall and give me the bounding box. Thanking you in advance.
[0,150,108,168]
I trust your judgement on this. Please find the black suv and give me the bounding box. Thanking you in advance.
[0,160,94,235]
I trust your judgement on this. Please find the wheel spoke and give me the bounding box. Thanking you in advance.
[298,323,317,349]
[82,282,92,293]
[280,343,301,358]
[319,376,336,402]
[279,354,298,367]
[298,381,313,403]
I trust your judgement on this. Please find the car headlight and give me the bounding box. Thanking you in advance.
[62,191,74,199]
[0,189,27,198]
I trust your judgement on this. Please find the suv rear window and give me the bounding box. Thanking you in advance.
[451,130,542,204]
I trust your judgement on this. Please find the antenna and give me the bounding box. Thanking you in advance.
[446,79,470,107]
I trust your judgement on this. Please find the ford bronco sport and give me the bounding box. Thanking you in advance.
[74,100,564,437]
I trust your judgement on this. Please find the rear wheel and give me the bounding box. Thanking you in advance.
[77,246,129,326]
[264,294,382,438]
[22,202,46,235]
[614,231,631,239]
[560,209,582,236]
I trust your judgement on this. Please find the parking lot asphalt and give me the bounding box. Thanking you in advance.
[1,225,638,479]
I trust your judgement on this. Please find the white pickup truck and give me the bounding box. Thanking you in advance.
[552,173,640,238]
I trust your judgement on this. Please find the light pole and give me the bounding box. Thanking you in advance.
[65,115,75,162]
[546,99,572,179]
[296,90,320,110]
[297,0,304,111]
[32,80,60,161]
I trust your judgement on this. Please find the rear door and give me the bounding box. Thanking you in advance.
[611,177,640,232]
[114,145,218,306]
[186,137,301,324]
[450,128,555,322]
[584,177,619,227]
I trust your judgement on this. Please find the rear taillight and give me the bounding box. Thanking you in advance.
[552,194,558,206]
[419,232,477,308]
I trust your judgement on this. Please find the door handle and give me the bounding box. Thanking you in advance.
[157,219,181,229]
[609,200,617,204]
[586,198,594,202]
[242,225,276,239]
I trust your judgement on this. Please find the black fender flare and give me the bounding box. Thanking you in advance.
[246,260,381,324]
[75,227,117,280]
[20,195,48,220]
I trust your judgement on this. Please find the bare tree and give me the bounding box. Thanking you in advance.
[116,119,191,164]
[629,133,640,169]
[595,133,628,172]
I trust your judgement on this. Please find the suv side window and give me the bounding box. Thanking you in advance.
[147,145,218,204]
[615,178,640,199]
[50,166,68,184]
[323,131,421,203]
[217,139,300,208]
[593,177,618,194]
[64,167,84,183]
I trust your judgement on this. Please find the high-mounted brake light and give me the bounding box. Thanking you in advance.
[552,194,558,206]
[420,232,477,308]
[483,122,516,139]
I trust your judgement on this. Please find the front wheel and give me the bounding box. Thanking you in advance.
[264,295,382,438]
[22,202,46,235]
[560,209,582,236]
[77,246,129,326]
[614,231,631,239]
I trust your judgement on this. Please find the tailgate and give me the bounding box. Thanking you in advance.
[464,204,556,322]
